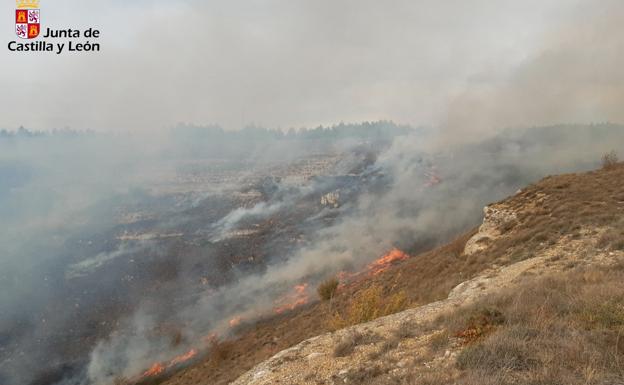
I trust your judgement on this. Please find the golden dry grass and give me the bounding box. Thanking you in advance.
[328,285,409,330]
[408,262,623,385]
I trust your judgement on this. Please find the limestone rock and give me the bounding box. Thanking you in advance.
[321,191,340,208]
[464,205,517,255]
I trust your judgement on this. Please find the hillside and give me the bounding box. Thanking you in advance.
[154,161,624,385]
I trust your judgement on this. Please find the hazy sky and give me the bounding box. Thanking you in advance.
[1,0,621,132]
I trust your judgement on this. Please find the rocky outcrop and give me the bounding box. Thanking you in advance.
[463,204,517,256]
[320,191,340,208]
[230,227,615,385]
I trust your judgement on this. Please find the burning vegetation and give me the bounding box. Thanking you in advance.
[126,247,412,384]
[366,248,410,276]
[137,349,198,381]
[273,283,310,314]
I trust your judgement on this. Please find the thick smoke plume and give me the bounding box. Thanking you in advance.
[3,1,623,131]
[438,0,624,144]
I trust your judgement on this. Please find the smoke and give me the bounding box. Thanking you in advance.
[0,0,588,131]
[84,124,624,385]
[66,242,153,280]
[210,201,290,242]
[2,124,623,385]
[0,124,402,385]
[438,0,624,144]
[2,1,624,384]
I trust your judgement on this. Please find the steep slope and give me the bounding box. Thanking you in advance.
[230,163,624,384]
[231,229,620,384]
[155,162,624,385]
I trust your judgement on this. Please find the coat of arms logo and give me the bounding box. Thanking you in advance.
[15,0,40,39]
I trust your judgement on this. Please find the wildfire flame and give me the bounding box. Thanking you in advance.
[229,316,243,328]
[140,348,198,379]
[336,248,410,289]
[168,349,197,366]
[367,248,409,276]
[137,248,409,381]
[273,283,310,314]
[336,270,356,290]
[142,363,165,377]
[337,270,355,281]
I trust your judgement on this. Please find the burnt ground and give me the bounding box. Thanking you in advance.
[0,148,389,385]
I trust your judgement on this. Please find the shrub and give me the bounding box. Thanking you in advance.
[317,277,339,301]
[597,229,624,251]
[328,285,408,329]
[454,307,505,343]
[456,336,536,372]
[342,285,384,324]
[601,150,619,169]
[579,299,624,328]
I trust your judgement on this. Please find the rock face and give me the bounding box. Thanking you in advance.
[463,204,517,256]
[320,191,340,208]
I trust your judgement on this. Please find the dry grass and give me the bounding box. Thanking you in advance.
[333,330,379,357]
[317,276,339,301]
[452,307,505,343]
[431,263,624,385]
[333,332,362,357]
[597,229,624,251]
[341,364,387,383]
[427,330,449,353]
[206,338,235,368]
[392,321,420,340]
[470,163,624,269]
[328,285,408,330]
